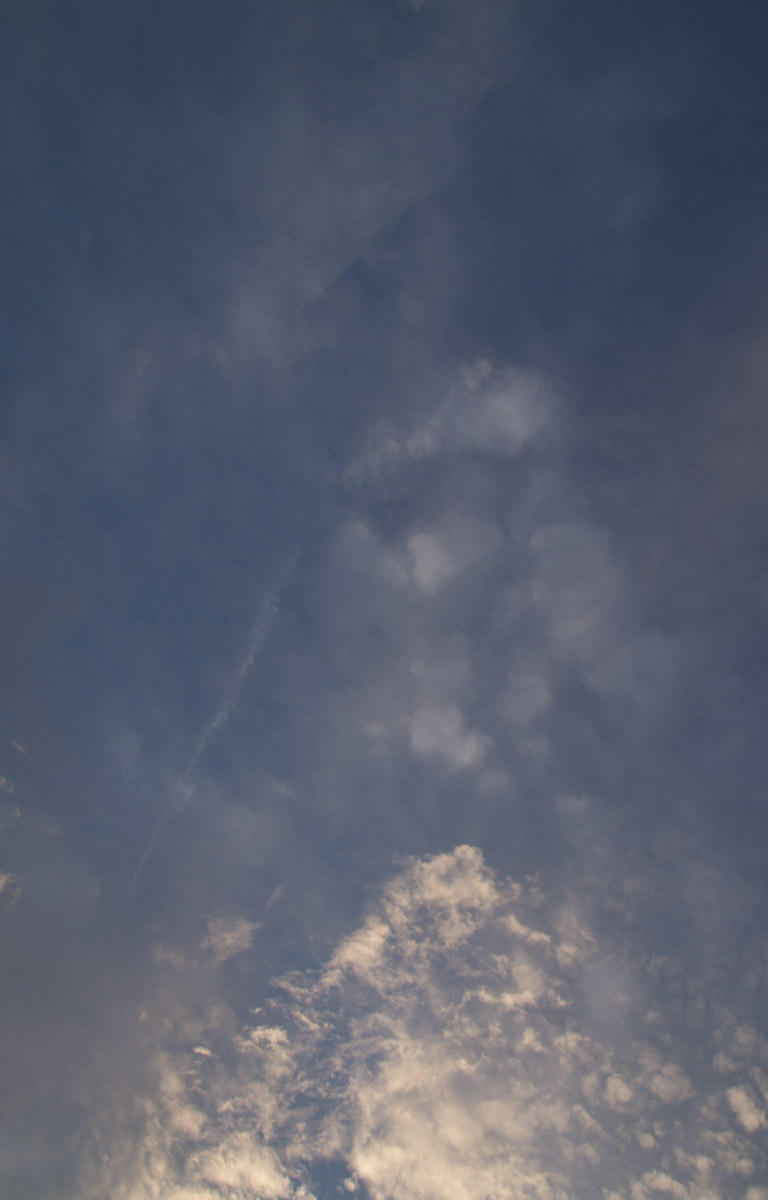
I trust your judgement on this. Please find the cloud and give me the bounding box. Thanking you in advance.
[727,1087,767,1133]
[200,916,260,965]
[8,4,768,1196]
[350,363,556,483]
[190,1134,291,1198]
[408,704,489,770]
[130,553,298,892]
[407,532,461,594]
[215,4,523,374]
[407,513,502,596]
[184,554,298,779]
[528,521,621,665]
[306,348,696,857]
[0,869,19,908]
[94,847,768,1200]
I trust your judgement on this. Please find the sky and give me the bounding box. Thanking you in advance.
[3,0,768,1197]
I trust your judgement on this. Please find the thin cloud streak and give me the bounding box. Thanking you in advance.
[130,552,298,891]
[183,551,299,779]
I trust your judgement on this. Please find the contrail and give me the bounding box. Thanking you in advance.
[129,807,170,892]
[183,552,297,777]
[130,553,298,892]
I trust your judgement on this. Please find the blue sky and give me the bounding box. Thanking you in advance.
[3,1,768,1197]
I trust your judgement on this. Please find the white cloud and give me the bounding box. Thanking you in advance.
[201,916,260,964]
[408,704,489,770]
[407,532,459,594]
[453,365,553,455]
[95,848,768,1200]
[502,911,551,947]
[605,1074,634,1106]
[727,1087,767,1133]
[190,1134,291,1197]
[634,1169,689,1198]
[644,1060,693,1105]
[407,513,502,595]
[350,363,554,483]
[319,353,695,850]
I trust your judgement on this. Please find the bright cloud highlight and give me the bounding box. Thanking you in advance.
[99,847,768,1200]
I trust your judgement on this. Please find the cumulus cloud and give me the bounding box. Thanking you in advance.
[96,847,768,1200]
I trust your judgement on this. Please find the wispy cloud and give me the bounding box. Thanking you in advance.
[183,553,298,779]
[348,363,556,484]
[130,553,298,891]
[200,916,260,965]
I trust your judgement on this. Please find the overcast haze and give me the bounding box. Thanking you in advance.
[3,1,768,1197]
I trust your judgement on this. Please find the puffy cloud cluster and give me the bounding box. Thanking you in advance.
[319,355,686,828]
[97,847,767,1200]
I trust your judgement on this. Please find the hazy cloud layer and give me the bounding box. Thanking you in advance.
[3,0,768,1194]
